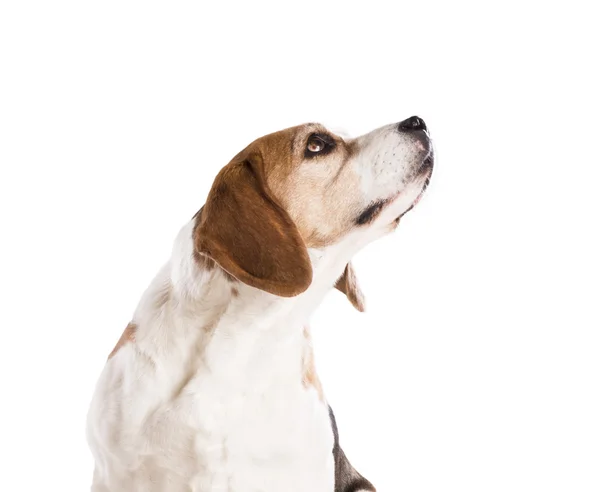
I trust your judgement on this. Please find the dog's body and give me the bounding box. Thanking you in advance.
[87,118,433,491]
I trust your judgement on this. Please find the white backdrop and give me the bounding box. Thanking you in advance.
[1,1,598,491]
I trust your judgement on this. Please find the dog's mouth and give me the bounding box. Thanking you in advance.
[410,174,431,208]
[391,155,433,224]
[413,155,434,203]
[357,153,434,227]
[417,153,434,174]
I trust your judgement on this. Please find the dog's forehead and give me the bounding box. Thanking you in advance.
[256,123,347,148]
[300,122,351,140]
[245,123,355,180]
[320,123,352,140]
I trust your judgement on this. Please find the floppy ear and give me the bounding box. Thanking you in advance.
[335,262,365,312]
[194,153,312,297]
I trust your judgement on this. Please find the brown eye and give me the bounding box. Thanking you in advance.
[307,136,326,153]
[304,133,335,158]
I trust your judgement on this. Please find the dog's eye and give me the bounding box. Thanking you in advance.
[307,136,326,153]
[304,134,335,158]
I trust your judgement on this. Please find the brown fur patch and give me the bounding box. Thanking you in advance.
[192,208,216,272]
[193,208,239,285]
[301,326,324,401]
[335,263,365,312]
[107,322,137,360]
[266,126,362,249]
[194,142,313,297]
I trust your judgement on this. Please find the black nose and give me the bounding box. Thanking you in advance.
[398,116,427,133]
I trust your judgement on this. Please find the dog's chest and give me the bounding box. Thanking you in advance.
[193,384,334,491]
[97,328,336,492]
[142,377,334,491]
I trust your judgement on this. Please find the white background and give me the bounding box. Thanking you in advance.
[1,1,599,491]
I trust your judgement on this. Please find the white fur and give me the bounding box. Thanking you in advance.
[87,124,430,491]
[354,123,429,205]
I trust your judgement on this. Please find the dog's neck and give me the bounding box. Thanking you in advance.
[131,220,365,377]
[178,220,362,326]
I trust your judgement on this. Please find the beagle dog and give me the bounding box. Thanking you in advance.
[87,116,434,492]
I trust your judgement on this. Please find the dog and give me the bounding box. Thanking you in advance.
[87,116,434,491]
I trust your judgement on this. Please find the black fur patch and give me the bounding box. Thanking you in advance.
[329,406,376,491]
[356,201,386,225]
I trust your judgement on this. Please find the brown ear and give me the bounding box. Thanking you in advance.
[194,153,312,297]
[335,262,365,312]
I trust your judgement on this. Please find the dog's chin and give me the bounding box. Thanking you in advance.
[419,154,434,174]
[389,160,433,228]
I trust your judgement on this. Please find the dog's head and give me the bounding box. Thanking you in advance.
[194,117,433,308]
